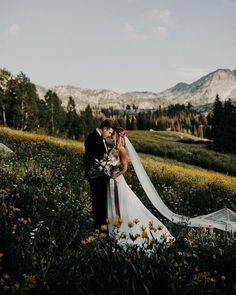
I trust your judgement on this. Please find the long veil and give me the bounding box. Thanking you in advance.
[125,137,236,234]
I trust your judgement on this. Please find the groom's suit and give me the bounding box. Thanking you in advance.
[84,129,109,229]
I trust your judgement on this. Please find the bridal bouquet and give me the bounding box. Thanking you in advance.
[88,150,121,179]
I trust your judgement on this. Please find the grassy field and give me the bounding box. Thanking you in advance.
[0,127,236,294]
[127,130,236,176]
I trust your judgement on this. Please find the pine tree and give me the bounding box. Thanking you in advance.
[211,94,224,145]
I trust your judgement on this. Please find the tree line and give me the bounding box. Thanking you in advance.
[0,69,100,139]
[1,69,235,153]
[207,94,236,153]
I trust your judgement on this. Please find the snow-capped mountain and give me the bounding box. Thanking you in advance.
[36,68,236,111]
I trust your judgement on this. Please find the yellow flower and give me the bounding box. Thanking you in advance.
[116,232,122,240]
[133,218,140,224]
[106,217,112,224]
[99,233,107,239]
[148,220,154,229]
[140,225,146,231]
[141,231,148,238]
[157,224,164,231]
[100,225,107,232]
[128,221,134,228]
[113,218,123,228]
[80,235,96,244]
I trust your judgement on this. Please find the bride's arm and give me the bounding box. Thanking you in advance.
[112,147,128,179]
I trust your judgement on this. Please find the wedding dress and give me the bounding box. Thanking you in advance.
[107,144,175,247]
[107,137,236,244]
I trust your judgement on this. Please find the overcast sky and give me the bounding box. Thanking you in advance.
[1,0,236,93]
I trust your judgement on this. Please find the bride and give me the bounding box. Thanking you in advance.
[106,127,175,247]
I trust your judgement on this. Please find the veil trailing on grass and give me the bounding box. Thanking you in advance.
[0,143,13,153]
[125,137,236,234]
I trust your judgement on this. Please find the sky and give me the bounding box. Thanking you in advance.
[0,0,236,93]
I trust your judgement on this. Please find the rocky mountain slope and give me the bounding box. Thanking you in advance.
[36,68,236,111]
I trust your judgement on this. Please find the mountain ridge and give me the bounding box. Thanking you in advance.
[34,68,236,111]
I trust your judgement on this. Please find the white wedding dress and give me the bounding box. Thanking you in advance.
[107,143,174,248]
[107,137,236,247]
[107,175,174,247]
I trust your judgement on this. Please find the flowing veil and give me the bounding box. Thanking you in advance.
[125,137,236,234]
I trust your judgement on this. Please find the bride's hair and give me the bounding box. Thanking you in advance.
[114,127,126,149]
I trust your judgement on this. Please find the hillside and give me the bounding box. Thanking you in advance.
[1,127,236,294]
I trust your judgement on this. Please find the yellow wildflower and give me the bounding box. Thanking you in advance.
[141,231,148,238]
[148,220,154,229]
[128,221,134,228]
[133,218,140,224]
[157,224,164,231]
[80,235,96,244]
[99,233,107,239]
[113,218,123,228]
[140,225,146,231]
[100,225,107,232]
[106,217,112,224]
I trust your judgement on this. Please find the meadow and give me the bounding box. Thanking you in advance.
[0,127,236,294]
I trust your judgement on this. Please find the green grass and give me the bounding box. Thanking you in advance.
[127,130,236,176]
[0,128,236,294]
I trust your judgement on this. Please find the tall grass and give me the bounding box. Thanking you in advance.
[0,127,236,294]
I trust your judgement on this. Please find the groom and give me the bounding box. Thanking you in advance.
[84,119,115,230]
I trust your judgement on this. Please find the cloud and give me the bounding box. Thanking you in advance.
[7,24,20,35]
[125,23,169,41]
[125,9,175,41]
[145,9,176,28]
[172,64,207,81]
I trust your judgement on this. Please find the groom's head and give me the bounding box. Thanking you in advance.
[99,119,115,138]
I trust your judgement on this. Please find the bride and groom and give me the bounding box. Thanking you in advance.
[84,119,174,246]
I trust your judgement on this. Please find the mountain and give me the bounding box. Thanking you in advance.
[36,68,236,111]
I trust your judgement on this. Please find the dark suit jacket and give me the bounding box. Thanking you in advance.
[84,129,107,179]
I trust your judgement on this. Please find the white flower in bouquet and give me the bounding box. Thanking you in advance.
[88,151,120,179]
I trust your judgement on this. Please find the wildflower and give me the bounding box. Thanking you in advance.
[80,235,96,244]
[100,225,107,232]
[128,221,134,228]
[157,224,164,231]
[133,218,139,224]
[148,220,154,229]
[113,218,123,228]
[141,231,148,238]
[115,232,122,240]
[140,225,146,231]
[99,233,107,239]
[106,217,112,224]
